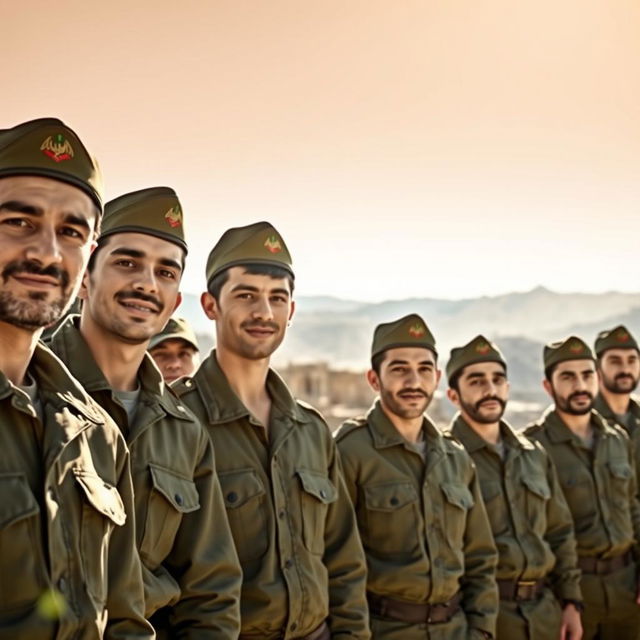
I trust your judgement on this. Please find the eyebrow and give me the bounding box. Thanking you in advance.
[230,283,290,296]
[0,201,92,230]
[110,247,182,272]
[387,359,434,367]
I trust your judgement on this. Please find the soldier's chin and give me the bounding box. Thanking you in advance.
[566,402,592,416]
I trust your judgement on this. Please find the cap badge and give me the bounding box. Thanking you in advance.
[40,134,74,163]
[264,235,282,254]
[164,205,183,228]
[475,342,491,355]
[408,323,425,338]
[569,341,584,354]
[616,330,630,342]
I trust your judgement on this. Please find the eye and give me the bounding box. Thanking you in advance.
[158,268,176,279]
[237,292,253,300]
[115,259,135,268]
[2,217,30,228]
[59,226,84,239]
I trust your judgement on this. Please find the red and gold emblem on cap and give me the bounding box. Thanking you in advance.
[40,134,74,163]
[569,340,584,354]
[616,330,630,342]
[475,342,491,355]
[264,235,282,254]
[408,323,425,338]
[165,205,182,228]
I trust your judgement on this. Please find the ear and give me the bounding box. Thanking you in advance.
[447,387,460,408]
[78,269,90,301]
[288,299,296,323]
[366,369,381,392]
[435,368,442,387]
[172,291,182,314]
[201,291,218,321]
[542,378,553,398]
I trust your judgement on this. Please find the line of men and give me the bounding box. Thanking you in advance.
[0,116,639,640]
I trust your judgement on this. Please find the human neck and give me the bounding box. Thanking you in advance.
[600,387,631,416]
[380,403,424,443]
[79,314,146,392]
[462,414,501,445]
[216,345,271,425]
[556,408,592,438]
[0,321,42,385]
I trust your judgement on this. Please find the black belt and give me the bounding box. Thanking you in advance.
[497,578,545,601]
[578,550,633,575]
[367,591,462,624]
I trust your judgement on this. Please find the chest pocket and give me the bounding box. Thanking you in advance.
[479,480,509,537]
[441,483,474,548]
[219,468,268,562]
[74,469,126,606]
[297,469,337,555]
[362,482,419,555]
[521,474,551,530]
[0,473,47,611]
[557,465,594,524]
[608,460,633,508]
[139,464,199,567]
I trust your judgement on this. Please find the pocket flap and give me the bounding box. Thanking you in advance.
[441,482,475,510]
[522,476,551,499]
[149,464,200,513]
[364,482,417,511]
[218,468,266,509]
[609,461,632,480]
[297,470,337,504]
[74,470,126,526]
[0,473,39,528]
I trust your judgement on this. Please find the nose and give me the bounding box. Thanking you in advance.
[25,224,62,266]
[251,295,274,321]
[133,266,158,293]
[404,368,421,387]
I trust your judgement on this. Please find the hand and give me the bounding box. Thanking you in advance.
[559,603,582,640]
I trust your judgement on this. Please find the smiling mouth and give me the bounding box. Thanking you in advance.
[119,300,159,315]
[12,274,60,289]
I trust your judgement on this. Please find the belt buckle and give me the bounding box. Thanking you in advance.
[516,580,536,600]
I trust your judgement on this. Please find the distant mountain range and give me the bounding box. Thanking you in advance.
[180,287,640,403]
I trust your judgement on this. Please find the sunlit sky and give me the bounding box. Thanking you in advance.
[3,0,639,301]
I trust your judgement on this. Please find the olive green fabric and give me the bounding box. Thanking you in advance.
[370,314,437,359]
[449,416,581,638]
[50,318,242,637]
[525,409,640,638]
[493,592,564,640]
[543,336,594,372]
[149,317,199,352]
[446,335,506,382]
[174,351,370,639]
[0,342,153,638]
[595,325,639,357]
[102,187,187,252]
[0,117,103,209]
[335,401,498,638]
[205,221,293,286]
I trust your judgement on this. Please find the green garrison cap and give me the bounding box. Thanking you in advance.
[149,317,199,351]
[544,336,594,372]
[446,335,506,382]
[594,325,639,356]
[0,117,103,210]
[206,221,293,286]
[371,314,437,359]
[102,187,187,253]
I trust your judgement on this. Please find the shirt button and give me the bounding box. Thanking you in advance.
[284,559,293,569]
[58,577,67,592]
[175,494,184,506]
[390,497,399,506]
[290,623,298,631]
[320,489,327,499]
[278,509,286,519]
[227,492,238,504]
[185,380,193,388]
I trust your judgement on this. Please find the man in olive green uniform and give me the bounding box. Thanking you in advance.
[174,222,369,640]
[149,316,200,383]
[50,188,242,637]
[0,118,153,638]
[335,315,498,640]
[446,335,582,639]
[526,336,640,639]
[594,325,640,494]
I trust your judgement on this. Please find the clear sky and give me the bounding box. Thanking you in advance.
[3,0,639,301]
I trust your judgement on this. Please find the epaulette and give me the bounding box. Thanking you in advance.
[295,398,327,421]
[334,416,367,441]
[523,421,543,437]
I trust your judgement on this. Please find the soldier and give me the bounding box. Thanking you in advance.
[149,316,200,384]
[0,118,153,638]
[594,325,640,493]
[334,314,498,639]
[174,221,370,640]
[49,188,242,637]
[525,336,640,639]
[446,335,582,640]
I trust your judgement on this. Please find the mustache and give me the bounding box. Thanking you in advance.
[115,290,163,312]
[475,396,506,411]
[568,391,593,402]
[398,388,429,398]
[240,320,280,331]
[2,259,69,289]
[615,373,635,381]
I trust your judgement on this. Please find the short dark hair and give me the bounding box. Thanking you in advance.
[448,370,462,392]
[207,263,295,301]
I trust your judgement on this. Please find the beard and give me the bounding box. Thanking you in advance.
[459,395,506,424]
[380,387,431,420]
[602,372,639,395]
[0,260,71,330]
[554,390,594,415]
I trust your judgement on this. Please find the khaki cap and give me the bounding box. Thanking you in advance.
[371,314,437,359]
[594,325,639,357]
[544,336,594,372]
[206,221,293,286]
[102,187,187,252]
[446,335,506,382]
[149,317,198,351]
[0,117,103,210]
